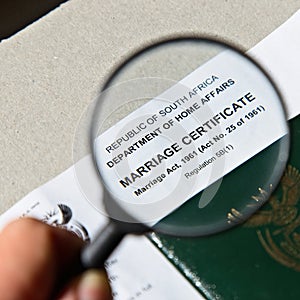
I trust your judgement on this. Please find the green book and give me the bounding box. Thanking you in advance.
[150,115,300,299]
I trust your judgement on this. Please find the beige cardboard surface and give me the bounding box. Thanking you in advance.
[1,0,300,213]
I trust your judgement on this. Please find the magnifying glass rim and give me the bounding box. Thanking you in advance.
[89,35,290,235]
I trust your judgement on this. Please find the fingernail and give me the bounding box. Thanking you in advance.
[78,269,112,300]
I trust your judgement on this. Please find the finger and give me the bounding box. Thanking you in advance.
[0,218,83,300]
[57,270,112,300]
[55,275,79,300]
[78,270,112,300]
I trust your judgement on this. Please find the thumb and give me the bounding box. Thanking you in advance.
[0,218,112,300]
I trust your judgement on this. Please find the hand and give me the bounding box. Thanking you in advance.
[0,218,112,300]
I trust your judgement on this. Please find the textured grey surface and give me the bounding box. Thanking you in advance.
[1,0,300,213]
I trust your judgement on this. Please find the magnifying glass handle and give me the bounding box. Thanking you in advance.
[81,220,148,268]
[81,220,125,268]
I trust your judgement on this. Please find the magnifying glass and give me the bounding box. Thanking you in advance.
[73,36,289,269]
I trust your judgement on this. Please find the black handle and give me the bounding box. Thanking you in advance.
[81,220,125,268]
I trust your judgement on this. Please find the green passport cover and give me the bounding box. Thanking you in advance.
[150,116,300,299]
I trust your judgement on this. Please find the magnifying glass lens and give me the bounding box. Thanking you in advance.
[86,38,288,237]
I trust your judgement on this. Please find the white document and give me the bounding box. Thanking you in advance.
[1,9,300,300]
[249,9,300,120]
[0,163,202,300]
